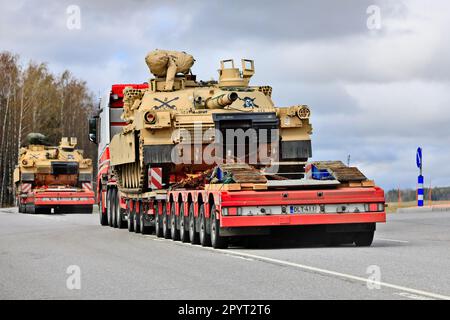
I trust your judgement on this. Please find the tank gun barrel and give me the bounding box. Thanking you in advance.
[205,92,238,109]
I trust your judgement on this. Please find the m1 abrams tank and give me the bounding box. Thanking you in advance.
[109,49,312,192]
[14,133,94,213]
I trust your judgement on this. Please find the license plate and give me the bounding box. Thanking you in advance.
[290,205,318,214]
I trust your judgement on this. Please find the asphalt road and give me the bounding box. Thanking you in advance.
[0,207,449,300]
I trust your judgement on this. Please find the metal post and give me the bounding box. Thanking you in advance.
[417,175,424,207]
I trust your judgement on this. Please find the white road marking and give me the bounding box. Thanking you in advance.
[376,238,409,243]
[394,292,434,300]
[144,235,450,300]
[213,249,450,300]
[225,254,254,261]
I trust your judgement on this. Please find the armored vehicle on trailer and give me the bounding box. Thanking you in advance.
[14,133,95,214]
[89,50,385,248]
[108,49,312,193]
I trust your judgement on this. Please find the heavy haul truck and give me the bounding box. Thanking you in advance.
[14,134,95,214]
[89,50,385,248]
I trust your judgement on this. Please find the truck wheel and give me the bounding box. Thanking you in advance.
[199,204,211,247]
[162,209,171,239]
[127,201,134,232]
[170,203,179,241]
[133,201,141,233]
[189,203,199,244]
[354,231,374,247]
[27,204,35,214]
[111,189,118,228]
[107,189,113,227]
[116,194,125,229]
[210,205,228,249]
[154,204,162,237]
[140,202,151,235]
[179,204,189,243]
[83,205,93,214]
[99,193,108,226]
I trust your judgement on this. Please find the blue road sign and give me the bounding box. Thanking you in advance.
[416,147,422,169]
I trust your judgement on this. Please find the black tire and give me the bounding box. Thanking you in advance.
[162,207,171,239]
[133,200,141,233]
[354,231,374,247]
[116,194,125,229]
[199,204,211,247]
[210,204,228,249]
[27,204,35,214]
[81,205,93,214]
[100,192,108,225]
[140,202,151,234]
[189,202,199,244]
[127,200,134,232]
[99,193,108,225]
[18,203,25,214]
[179,204,189,243]
[107,189,113,227]
[36,206,51,214]
[111,189,118,228]
[155,203,162,237]
[170,203,180,241]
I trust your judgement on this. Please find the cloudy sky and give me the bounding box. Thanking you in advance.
[1,0,449,190]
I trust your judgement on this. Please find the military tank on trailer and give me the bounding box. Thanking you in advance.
[14,133,95,214]
[109,49,313,192]
[91,50,384,248]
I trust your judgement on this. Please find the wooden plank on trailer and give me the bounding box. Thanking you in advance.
[253,184,268,190]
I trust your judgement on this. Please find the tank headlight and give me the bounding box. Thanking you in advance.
[296,105,311,119]
[144,111,157,124]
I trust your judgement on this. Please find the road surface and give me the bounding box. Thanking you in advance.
[0,207,449,300]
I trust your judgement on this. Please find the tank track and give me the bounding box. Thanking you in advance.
[114,134,145,194]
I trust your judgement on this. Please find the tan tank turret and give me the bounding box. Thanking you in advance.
[109,50,312,192]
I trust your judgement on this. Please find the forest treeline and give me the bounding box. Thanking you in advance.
[0,51,97,207]
[385,187,450,203]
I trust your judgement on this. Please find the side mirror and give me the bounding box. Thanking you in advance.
[88,118,98,144]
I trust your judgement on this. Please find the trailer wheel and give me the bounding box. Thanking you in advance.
[27,204,35,214]
[170,203,180,241]
[354,231,374,247]
[99,192,108,225]
[179,204,189,243]
[116,193,125,229]
[127,200,134,232]
[111,189,118,228]
[162,207,170,239]
[140,202,151,235]
[199,204,211,247]
[107,189,113,227]
[154,204,162,237]
[133,200,141,233]
[188,203,199,244]
[210,205,228,249]
[82,205,93,214]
